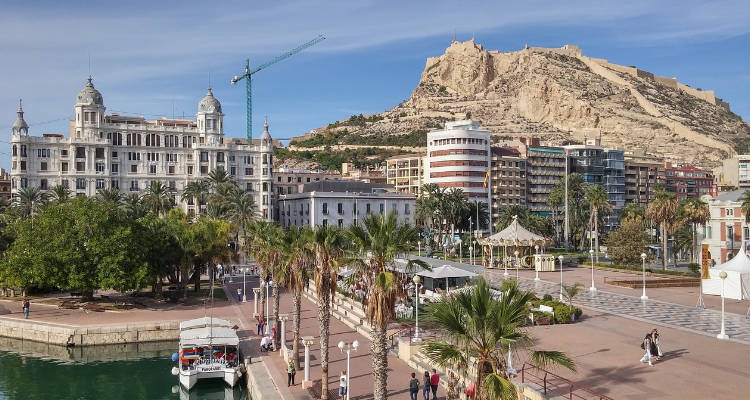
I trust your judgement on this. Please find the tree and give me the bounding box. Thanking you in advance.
[423,278,575,400]
[550,174,589,250]
[646,190,679,269]
[562,283,583,310]
[347,212,425,399]
[96,187,123,206]
[679,198,710,264]
[49,185,72,204]
[207,168,234,187]
[606,215,649,266]
[586,184,609,262]
[460,201,489,231]
[122,193,146,219]
[619,204,645,222]
[142,181,174,216]
[308,225,346,400]
[494,205,554,238]
[13,187,47,218]
[182,180,211,215]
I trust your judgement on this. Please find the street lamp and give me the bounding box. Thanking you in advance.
[412,275,422,342]
[514,250,520,279]
[640,253,648,301]
[264,279,273,323]
[589,249,597,292]
[337,339,360,400]
[717,271,729,340]
[242,265,247,302]
[558,255,564,301]
[534,245,540,281]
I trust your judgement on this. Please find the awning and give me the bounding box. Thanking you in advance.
[418,265,478,279]
[179,317,234,331]
[180,327,240,347]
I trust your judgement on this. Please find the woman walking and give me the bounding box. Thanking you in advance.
[22,299,30,319]
[287,359,296,386]
[640,332,654,366]
[422,371,431,400]
[409,372,420,400]
[652,329,663,359]
[339,369,347,400]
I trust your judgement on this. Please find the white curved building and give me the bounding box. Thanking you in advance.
[10,77,274,219]
[426,120,490,203]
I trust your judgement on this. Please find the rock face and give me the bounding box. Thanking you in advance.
[299,40,750,168]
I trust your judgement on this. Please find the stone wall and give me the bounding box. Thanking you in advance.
[0,317,179,346]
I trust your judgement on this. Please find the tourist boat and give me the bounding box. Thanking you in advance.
[173,317,243,390]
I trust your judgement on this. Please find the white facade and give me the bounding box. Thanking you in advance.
[10,78,274,219]
[701,190,747,266]
[426,120,490,203]
[278,183,415,229]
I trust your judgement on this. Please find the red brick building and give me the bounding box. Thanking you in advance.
[659,162,715,201]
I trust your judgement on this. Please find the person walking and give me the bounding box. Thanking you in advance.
[287,359,296,387]
[430,369,440,400]
[237,288,242,302]
[339,369,347,400]
[640,332,654,366]
[22,299,30,319]
[409,372,420,400]
[652,329,663,359]
[422,371,431,400]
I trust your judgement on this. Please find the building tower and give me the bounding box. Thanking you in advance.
[73,76,105,139]
[11,99,28,136]
[196,87,224,144]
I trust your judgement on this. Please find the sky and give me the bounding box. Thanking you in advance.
[1,0,750,167]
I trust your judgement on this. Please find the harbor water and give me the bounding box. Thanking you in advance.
[0,339,247,400]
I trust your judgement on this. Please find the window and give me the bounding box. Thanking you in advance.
[262,154,268,164]
[366,203,371,214]
[168,165,175,175]
[338,219,343,228]
[404,203,410,215]
[131,165,137,173]
[40,179,48,190]
[706,226,712,239]
[169,181,176,190]
[322,219,328,227]
[726,208,734,216]
[337,203,343,215]
[37,148,50,158]
[95,148,104,159]
[246,183,253,191]
[76,161,85,171]
[130,181,139,191]
[245,168,253,176]
[149,165,157,174]
[262,182,268,192]
[40,162,47,171]
[322,203,329,215]
[96,179,105,189]
[112,151,118,158]
[62,179,69,188]
[12,145,16,156]
[200,165,208,174]
[111,180,119,189]
[379,203,384,214]
[230,166,236,176]
[200,152,209,162]
[217,152,225,162]
[112,164,119,173]
[95,163,104,173]
[76,147,85,158]
[76,178,86,190]
[188,166,194,175]
[20,178,28,188]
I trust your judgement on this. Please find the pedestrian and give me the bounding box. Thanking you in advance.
[22,299,30,319]
[409,372,420,400]
[287,358,296,386]
[256,315,262,336]
[640,332,654,366]
[237,288,242,302]
[422,371,430,400]
[260,317,266,336]
[446,371,459,400]
[339,369,347,400]
[652,329,663,359]
[430,369,439,400]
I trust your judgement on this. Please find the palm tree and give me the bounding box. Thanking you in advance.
[210,182,240,212]
[182,179,211,215]
[227,190,258,262]
[122,192,146,219]
[95,187,123,206]
[347,212,425,399]
[562,283,583,310]
[49,184,72,204]
[277,226,313,371]
[619,203,645,222]
[646,190,680,269]
[207,168,234,188]
[142,181,174,216]
[586,185,609,262]
[423,278,575,400]
[308,225,347,400]
[679,198,710,264]
[13,187,47,218]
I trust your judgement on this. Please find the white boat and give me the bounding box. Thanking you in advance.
[174,317,243,390]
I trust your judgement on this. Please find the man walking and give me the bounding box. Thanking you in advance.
[430,369,439,400]
[22,299,30,319]
[237,288,243,302]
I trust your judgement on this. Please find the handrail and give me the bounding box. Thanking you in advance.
[520,363,614,400]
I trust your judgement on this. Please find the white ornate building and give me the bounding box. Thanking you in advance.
[10,77,274,219]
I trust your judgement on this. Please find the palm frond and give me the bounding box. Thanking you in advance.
[531,350,576,372]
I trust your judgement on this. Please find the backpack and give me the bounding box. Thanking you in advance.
[640,341,645,350]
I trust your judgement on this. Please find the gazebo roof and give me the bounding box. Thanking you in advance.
[417,265,478,279]
[482,216,550,246]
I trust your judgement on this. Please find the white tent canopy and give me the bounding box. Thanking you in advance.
[179,317,234,331]
[703,244,750,300]
[417,265,478,279]
[180,327,240,347]
[482,216,550,246]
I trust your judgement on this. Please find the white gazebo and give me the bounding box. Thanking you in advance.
[480,216,552,269]
[703,244,750,300]
[417,265,478,292]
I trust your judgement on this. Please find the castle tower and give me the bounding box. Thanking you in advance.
[73,76,105,139]
[260,117,273,149]
[196,87,224,143]
[11,99,28,136]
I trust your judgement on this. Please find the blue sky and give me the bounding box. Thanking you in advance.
[1,1,749,167]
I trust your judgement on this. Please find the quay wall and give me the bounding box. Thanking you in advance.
[0,317,179,346]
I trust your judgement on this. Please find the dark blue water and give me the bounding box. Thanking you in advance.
[0,341,247,400]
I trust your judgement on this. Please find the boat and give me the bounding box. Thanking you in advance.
[173,317,244,390]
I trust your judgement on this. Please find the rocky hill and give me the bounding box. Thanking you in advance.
[291,40,750,168]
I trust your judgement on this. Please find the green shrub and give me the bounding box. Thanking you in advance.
[542,294,553,302]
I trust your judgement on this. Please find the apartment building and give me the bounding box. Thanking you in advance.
[525,146,566,216]
[624,151,664,207]
[489,146,526,220]
[659,162,715,201]
[385,155,425,195]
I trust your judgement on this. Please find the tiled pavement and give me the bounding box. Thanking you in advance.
[435,258,750,345]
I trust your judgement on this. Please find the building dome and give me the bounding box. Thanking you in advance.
[12,99,28,135]
[76,76,104,105]
[198,88,222,114]
[260,118,272,144]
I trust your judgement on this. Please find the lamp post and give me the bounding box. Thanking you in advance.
[558,255,564,301]
[412,275,422,342]
[504,246,509,277]
[514,250,519,279]
[242,266,247,302]
[337,339,360,400]
[534,245,540,281]
[589,249,597,292]
[264,280,272,323]
[640,253,648,301]
[418,240,421,257]
[717,271,729,340]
